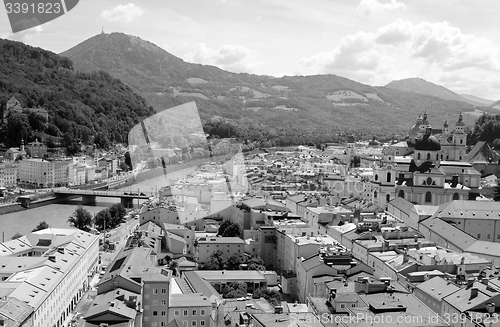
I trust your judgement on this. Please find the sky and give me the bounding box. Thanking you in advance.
[1,0,500,100]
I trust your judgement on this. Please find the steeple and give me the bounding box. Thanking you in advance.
[456,112,464,126]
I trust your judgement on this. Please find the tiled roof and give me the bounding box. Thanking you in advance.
[433,200,500,220]
[419,217,476,251]
[415,276,460,301]
[169,293,211,307]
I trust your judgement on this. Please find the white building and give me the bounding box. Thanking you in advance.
[19,158,73,187]
[0,228,99,327]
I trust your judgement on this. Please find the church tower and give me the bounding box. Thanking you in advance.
[451,113,466,161]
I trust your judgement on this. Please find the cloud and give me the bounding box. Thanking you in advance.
[7,24,44,42]
[100,3,143,23]
[298,19,500,98]
[187,43,259,73]
[357,0,407,15]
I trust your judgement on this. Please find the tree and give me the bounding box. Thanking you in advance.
[67,207,92,232]
[201,250,225,270]
[27,112,47,132]
[169,260,178,276]
[222,282,248,298]
[247,255,266,271]
[11,232,23,240]
[226,254,245,270]
[252,287,282,306]
[109,203,126,227]
[217,219,242,238]
[494,184,500,201]
[124,151,133,170]
[32,221,49,232]
[94,209,111,231]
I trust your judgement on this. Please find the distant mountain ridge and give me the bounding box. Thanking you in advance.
[385,77,482,106]
[58,33,497,141]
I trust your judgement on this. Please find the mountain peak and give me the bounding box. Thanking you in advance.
[385,77,482,105]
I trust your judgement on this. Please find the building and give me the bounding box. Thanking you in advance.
[0,162,18,187]
[194,237,245,265]
[168,293,212,327]
[25,139,47,158]
[18,158,73,187]
[0,228,99,327]
[429,200,500,243]
[366,113,481,208]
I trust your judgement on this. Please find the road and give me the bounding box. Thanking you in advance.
[100,215,139,266]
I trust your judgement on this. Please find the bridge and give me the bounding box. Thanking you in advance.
[53,188,153,208]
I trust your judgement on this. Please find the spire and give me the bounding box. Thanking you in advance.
[444,120,448,128]
[456,112,465,126]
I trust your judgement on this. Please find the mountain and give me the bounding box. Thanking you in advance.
[460,94,495,106]
[59,33,496,143]
[384,77,488,107]
[0,38,155,150]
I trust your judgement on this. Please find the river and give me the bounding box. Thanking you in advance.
[0,165,199,242]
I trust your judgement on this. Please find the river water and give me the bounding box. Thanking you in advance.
[0,165,198,242]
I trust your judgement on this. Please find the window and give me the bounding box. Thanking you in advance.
[153,288,158,294]
[183,310,188,316]
[488,234,491,240]
[398,190,404,199]
[193,310,197,316]
[152,323,158,327]
[426,153,430,160]
[340,304,346,308]
[478,234,481,239]
[425,192,432,203]
[351,304,356,307]
[152,311,158,316]
[386,172,391,183]
[161,288,166,294]
[161,300,166,306]
[183,322,188,327]
[153,300,158,306]
[386,194,390,203]
[200,321,205,326]
[161,311,166,316]
[417,153,421,160]
[192,321,197,327]
[175,311,180,317]
[453,193,459,200]
[161,323,166,327]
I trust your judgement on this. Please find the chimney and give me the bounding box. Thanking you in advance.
[451,175,459,188]
[486,303,495,314]
[482,278,489,286]
[403,249,409,263]
[48,255,56,263]
[274,306,283,314]
[467,278,474,288]
[470,288,479,299]
[397,173,405,185]
[350,261,357,268]
[416,241,421,250]
[382,240,389,252]
[57,247,64,254]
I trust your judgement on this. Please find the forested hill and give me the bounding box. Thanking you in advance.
[0,38,155,151]
[469,114,500,149]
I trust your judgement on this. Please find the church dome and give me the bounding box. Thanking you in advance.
[415,134,441,151]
